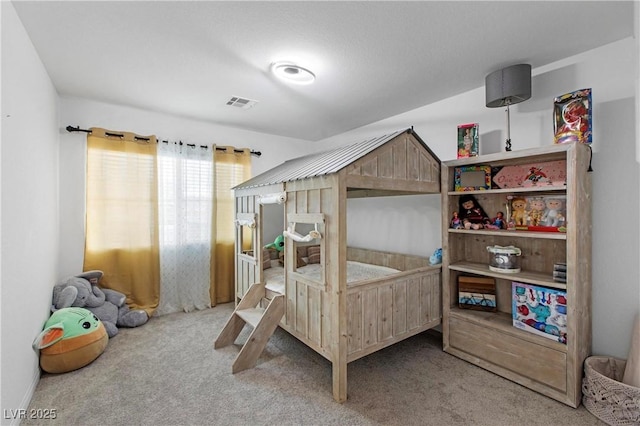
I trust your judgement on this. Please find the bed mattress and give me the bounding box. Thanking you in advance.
[264,261,400,294]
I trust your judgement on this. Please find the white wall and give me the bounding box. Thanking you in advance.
[63,38,637,359]
[319,37,640,359]
[4,2,637,417]
[1,3,61,423]
[58,97,309,278]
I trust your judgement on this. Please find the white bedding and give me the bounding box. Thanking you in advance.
[264,260,400,294]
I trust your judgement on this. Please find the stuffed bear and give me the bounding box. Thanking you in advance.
[51,271,148,338]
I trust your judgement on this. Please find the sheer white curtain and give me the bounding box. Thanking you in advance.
[156,142,213,315]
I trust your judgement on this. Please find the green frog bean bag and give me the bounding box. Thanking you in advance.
[32,307,108,373]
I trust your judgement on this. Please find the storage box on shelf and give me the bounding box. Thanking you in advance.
[441,142,592,408]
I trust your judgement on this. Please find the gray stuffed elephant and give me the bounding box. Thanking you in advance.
[51,270,148,337]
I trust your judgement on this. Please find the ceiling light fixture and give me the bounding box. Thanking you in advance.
[271,62,316,85]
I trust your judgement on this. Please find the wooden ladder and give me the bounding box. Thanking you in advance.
[214,282,285,373]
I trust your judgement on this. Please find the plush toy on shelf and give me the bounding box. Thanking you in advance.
[429,248,443,265]
[450,212,463,229]
[485,211,505,230]
[458,194,491,230]
[510,197,529,227]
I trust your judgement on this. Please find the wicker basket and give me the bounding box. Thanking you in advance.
[582,356,640,425]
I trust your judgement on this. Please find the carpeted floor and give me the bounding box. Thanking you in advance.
[23,303,604,425]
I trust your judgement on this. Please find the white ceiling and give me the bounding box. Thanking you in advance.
[12,1,635,142]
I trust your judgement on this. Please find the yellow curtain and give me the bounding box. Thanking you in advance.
[211,146,252,305]
[83,128,160,315]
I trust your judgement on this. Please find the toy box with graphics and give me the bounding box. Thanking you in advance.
[554,88,592,145]
[457,123,479,158]
[512,282,567,344]
[525,195,567,232]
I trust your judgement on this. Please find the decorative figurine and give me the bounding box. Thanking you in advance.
[458,194,491,230]
[485,211,505,230]
[429,248,443,265]
[541,197,565,227]
[511,197,529,227]
[450,211,463,229]
[528,197,546,227]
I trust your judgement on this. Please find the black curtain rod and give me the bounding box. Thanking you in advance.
[66,125,262,157]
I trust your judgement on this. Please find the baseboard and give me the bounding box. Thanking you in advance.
[5,368,40,426]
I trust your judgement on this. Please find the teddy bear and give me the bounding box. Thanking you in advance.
[51,270,148,338]
[511,197,529,227]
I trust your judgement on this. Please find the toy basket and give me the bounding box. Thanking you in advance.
[582,356,640,425]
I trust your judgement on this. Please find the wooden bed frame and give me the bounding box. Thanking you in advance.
[232,129,442,402]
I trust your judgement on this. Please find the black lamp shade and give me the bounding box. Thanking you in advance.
[485,64,532,108]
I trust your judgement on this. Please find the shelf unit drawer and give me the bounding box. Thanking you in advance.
[449,316,567,392]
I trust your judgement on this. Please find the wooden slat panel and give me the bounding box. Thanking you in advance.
[347,246,431,271]
[347,292,362,354]
[249,263,257,293]
[239,260,248,297]
[361,157,378,177]
[407,142,420,181]
[296,281,308,335]
[407,277,421,329]
[308,286,322,345]
[378,146,394,179]
[420,274,435,324]
[362,288,378,348]
[393,135,407,180]
[322,283,332,350]
[393,280,408,335]
[420,152,434,182]
[308,188,321,213]
[345,174,440,193]
[295,188,307,213]
[431,273,442,321]
[378,284,394,341]
[450,317,567,392]
[345,268,442,363]
[286,279,296,328]
[287,212,325,224]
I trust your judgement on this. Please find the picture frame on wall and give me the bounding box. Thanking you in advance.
[457,123,479,158]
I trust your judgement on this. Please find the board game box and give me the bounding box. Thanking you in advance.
[512,282,567,344]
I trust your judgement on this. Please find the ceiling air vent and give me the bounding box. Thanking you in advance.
[226,96,258,110]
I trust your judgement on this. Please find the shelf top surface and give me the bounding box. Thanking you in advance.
[443,142,587,168]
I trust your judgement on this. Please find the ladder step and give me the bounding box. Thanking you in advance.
[214,282,285,374]
[214,282,265,349]
[232,295,285,374]
[235,307,265,328]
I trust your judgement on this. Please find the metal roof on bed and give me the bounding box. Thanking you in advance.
[235,128,439,190]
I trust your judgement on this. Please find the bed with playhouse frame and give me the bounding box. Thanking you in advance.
[230,128,442,402]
